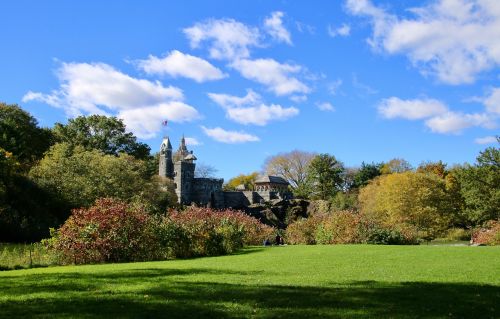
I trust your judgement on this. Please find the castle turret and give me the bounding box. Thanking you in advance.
[159,136,174,178]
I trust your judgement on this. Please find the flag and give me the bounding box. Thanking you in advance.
[162,120,168,126]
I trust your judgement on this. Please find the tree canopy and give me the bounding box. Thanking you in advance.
[29,143,172,210]
[52,115,150,159]
[224,172,259,191]
[0,103,53,169]
[307,154,345,200]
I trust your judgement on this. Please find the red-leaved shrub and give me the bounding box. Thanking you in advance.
[471,220,500,245]
[49,198,162,264]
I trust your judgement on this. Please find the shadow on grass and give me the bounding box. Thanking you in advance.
[0,268,498,318]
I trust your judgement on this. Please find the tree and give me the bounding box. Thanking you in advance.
[453,146,500,226]
[52,115,150,159]
[352,162,383,188]
[264,150,316,189]
[0,102,53,169]
[380,158,412,174]
[224,172,259,191]
[307,154,345,200]
[417,161,447,179]
[29,143,171,209]
[195,163,218,178]
[264,150,316,197]
[359,172,455,239]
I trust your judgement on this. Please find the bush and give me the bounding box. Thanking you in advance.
[286,215,325,245]
[286,211,420,245]
[471,221,500,246]
[314,211,368,244]
[48,198,163,264]
[441,228,472,241]
[163,207,274,258]
[366,227,418,245]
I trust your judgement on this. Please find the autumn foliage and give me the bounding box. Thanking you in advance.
[48,199,274,264]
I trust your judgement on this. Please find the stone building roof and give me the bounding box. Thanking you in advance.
[255,175,289,185]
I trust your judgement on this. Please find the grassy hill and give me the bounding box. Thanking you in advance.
[1,245,499,318]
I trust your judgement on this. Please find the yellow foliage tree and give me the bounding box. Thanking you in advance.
[358,171,453,239]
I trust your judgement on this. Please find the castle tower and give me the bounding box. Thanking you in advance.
[173,135,197,204]
[158,136,174,178]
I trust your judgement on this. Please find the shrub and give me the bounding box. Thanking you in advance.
[314,211,368,244]
[48,198,163,264]
[471,221,500,246]
[286,215,326,245]
[366,227,418,245]
[162,207,274,258]
[441,228,472,241]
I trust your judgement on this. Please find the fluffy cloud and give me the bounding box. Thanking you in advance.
[136,50,226,82]
[208,90,299,125]
[327,24,351,37]
[316,102,335,112]
[484,87,500,114]
[201,126,259,143]
[474,136,498,145]
[425,112,496,134]
[345,0,500,84]
[22,62,200,139]
[378,97,448,120]
[231,58,310,96]
[264,11,292,44]
[118,102,200,139]
[377,96,497,134]
[185,137,202,146]
[183,18,260,60]
[208,89,261,108]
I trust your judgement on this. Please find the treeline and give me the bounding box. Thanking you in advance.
[0,103,176,242]
[225,145,499,242]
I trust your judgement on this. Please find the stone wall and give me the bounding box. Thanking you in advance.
[191,178,224,205]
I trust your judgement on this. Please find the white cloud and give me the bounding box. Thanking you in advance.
[208,90,299,125]
[474,136,498,144]
[231,58,310,96]
[290,95,308,103]
[208,89,261,108]
[317,102,335,112]
[376,96,498,134]
[22,62,200,139]
[185,137,202,146]
[425,112,496,134]
[201,126,259,143]
[264,11,292,44]
[118,102,201,139]
[345,0,500,84]
[328,79,343,95]
[378,97,448,120]
[328,24,351,37]
[136,50,226,82]
[484,87,500,114]
[183,18,260,60]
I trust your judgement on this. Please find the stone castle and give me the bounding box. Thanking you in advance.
[158,136,292,208]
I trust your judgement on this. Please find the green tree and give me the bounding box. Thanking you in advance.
[359,172,455,239]
[52,115,150,159]
[224,172,259,191]
[0,103,53,169]
[352,162,383,188]
[307,154,345,200]
[30,143,172,210]
[454,146,500,226]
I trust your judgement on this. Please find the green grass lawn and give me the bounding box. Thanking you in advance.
[1,245,499,318]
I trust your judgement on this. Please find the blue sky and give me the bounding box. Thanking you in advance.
[1,0,499,180]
